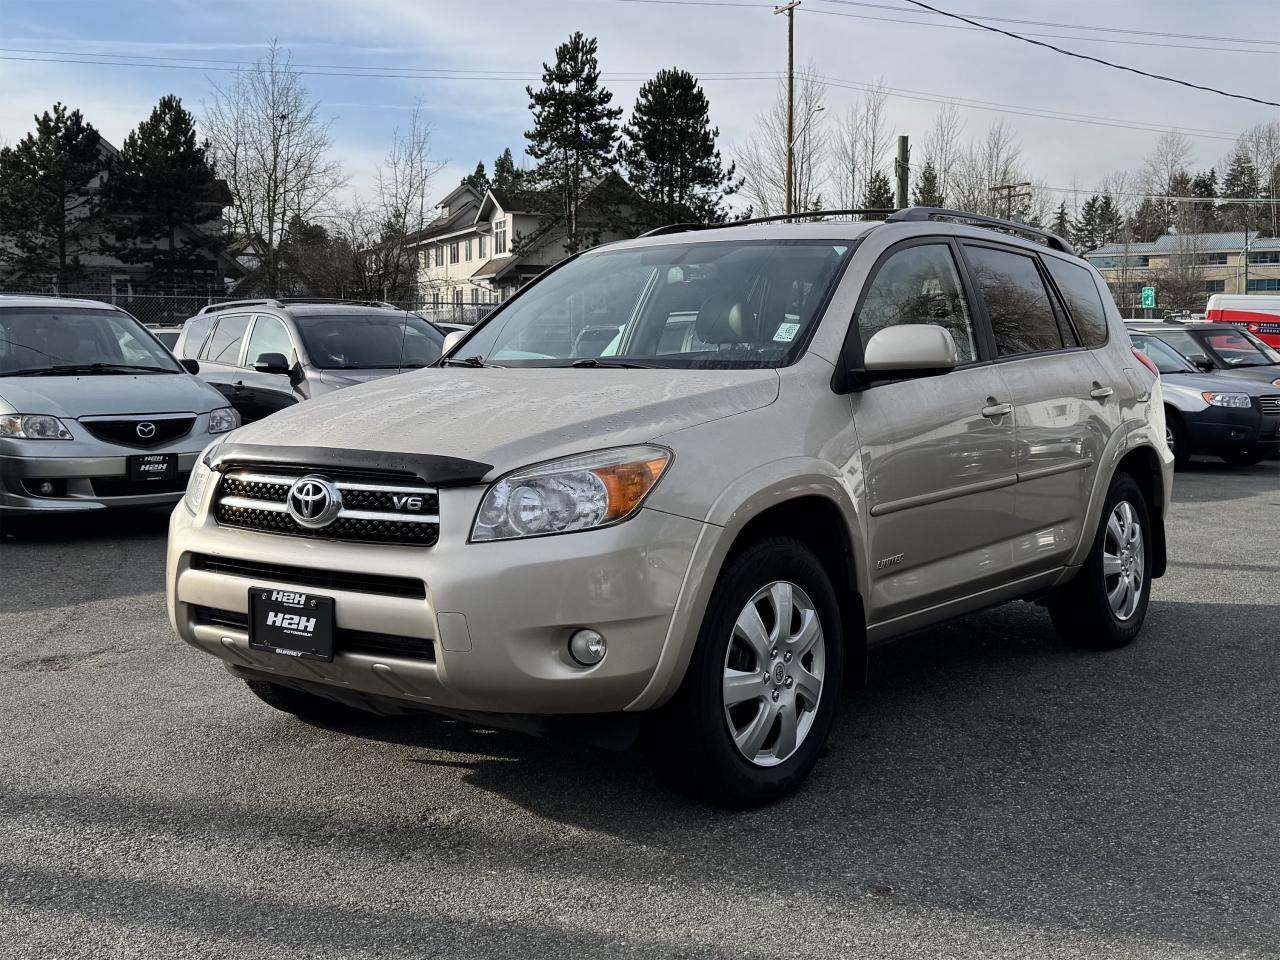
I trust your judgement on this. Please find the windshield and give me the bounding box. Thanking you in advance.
[1131,334,1195,374]
[0,307,181,375]
[294,313,444,370]
[1198,327,1280,367]
[453,239,854,369]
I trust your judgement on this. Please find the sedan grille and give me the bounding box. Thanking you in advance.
[1260,396,1280,415]
[213,468,440,546]
[80,414,195,448]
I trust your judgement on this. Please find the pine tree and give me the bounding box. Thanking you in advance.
[462,161,490,192]
[1130,197,1167,243]
[861,170,894,220]
[911,160,945,208]
[0,103,102,288]
[619,68,738,226]
[492,148,524,195]
[1072,195,1101,252]
[1050,200,1070,239]
[1221,146,1261,233]
[102,95,225,299]
[1188,167,1219,232]
[1096,194,1122,246]
[524,32,623,253]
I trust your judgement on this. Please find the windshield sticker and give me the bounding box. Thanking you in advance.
[773,322,800,342]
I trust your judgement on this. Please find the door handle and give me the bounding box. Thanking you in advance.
[1090,384,1114,400]
[982,401,1013,419]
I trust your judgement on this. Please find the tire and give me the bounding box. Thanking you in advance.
[1219,448,1265,466]
[1165,412,1192,468]
[660,536,845,809]
[1048,472,1153,650]
[243,678,364,722]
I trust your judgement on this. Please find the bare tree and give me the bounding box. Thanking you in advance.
[734,68,827,216]
[948,120,1024,216]
[921,103,963,206]
[1240,120,1280,235]
[829,81,891,209]
[1142,129,1194,195]
[204,41,345,295]
[1151,230,1208,312]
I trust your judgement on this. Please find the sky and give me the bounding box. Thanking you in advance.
[1,0,1278,215]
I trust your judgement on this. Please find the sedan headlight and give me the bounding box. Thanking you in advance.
[1201,391,1252,408]
[0,413,74,439]
[208,406,240,434]
[471,445,671,542]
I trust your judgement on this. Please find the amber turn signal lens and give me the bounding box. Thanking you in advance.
[592,456,670,520]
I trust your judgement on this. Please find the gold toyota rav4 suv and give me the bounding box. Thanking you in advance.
[168,209,1174,807]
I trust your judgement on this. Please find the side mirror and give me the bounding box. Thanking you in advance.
[442,330,466,355]
[180,358,200,375]
[252,352,290,375]
[862,324,958,380]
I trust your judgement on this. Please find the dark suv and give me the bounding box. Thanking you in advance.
[173,299,446,423]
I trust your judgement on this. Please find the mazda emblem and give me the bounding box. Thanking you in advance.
[286,476,342,529]
[136,422,156,439]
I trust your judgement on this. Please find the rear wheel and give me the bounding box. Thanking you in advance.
[1220,448,1265,466]
[1165,411,1192,468]
[661,537,844,808]
[243,679,365,722]
[1048,473,1152,650]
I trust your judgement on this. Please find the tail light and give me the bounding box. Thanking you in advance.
[1133,348,1160,377]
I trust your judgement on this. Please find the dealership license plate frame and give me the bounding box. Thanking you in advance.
[127,452,178,482]
[248,587,335,661]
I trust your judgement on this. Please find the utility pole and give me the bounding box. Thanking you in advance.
[894,135,910,209]
[988,181,1032,221]
[775,1,800,216]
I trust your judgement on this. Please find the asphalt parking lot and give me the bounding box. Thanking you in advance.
[1,460,1277,960]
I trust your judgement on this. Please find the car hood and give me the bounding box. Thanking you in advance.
[0,372,229,418]
[1162,371,1277,396]
[231,366,780,475]
[1200,365,1280,387]
[316,368,408,389]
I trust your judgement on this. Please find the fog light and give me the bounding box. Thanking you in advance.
[37,481,54,496]
[568,629,607,666]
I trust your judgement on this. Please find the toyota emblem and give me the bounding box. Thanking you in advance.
[136,422,156,439]
[286,475,342,529]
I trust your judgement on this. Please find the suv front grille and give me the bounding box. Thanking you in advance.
[80,414,195,448]
[1260,395,1280,416]
[213,469,440,546]
[188,554,425,598]
[193,606,434,661]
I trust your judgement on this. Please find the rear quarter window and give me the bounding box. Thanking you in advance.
[1044,256,1109,347]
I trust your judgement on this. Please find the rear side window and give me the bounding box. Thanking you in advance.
[201,314,250,364]
[964,245,1063,357]
[181,314,215,359]
[1044,257,1109,347]
[858,243,979,363]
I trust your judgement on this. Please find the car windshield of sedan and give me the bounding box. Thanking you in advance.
[0,307,182,376]
[1199,328,1280,366]
[293,314,445,370]
[450,240,854,369]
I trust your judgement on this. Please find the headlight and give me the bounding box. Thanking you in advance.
[208,406,239,434]
[1201,391,1252,408]
[183,441,224,514]
[0,413,74,439]
[471,445,671,542]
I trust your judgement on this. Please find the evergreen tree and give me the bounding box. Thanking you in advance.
[492,148,524,195]
[619,67,738,226]
[102,95,225,298]
[1072,195,1101,252]
[1188,167,1219,232]
[1129,197,1167,243]
[1221,146,1261,233]
[0,103,102,288]
[1049,200,1071,239]
[861,170,894,220]
[523,32,623,253]
[911,160,945,208]
[1096,194,1122,246]
[462,161,490,193]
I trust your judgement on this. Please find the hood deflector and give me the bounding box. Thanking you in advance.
[207,442,493,487]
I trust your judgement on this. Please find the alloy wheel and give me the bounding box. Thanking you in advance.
[722,581,826,767]
[1102,500,1145,621]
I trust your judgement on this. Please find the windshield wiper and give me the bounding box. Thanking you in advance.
[11,363,174,376]
[441,355,499,368]
[568,357,655,369]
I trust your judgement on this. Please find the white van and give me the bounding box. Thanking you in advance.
[1206,294,1280,348]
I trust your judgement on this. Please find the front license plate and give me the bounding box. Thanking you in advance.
[248,587,335,661]
[128,453,177,482]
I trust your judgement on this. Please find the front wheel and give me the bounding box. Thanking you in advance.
[660,537,844,808]
[1048,473,1153,650]
[1165,413,1192,468]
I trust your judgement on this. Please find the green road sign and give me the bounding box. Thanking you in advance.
[1141,286,1156,309]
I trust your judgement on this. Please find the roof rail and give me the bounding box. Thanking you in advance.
[638,222,710,238]
[887,207,1076,255]
[198,299,281,315]
[638,209,899,238]
[274,298,408,310]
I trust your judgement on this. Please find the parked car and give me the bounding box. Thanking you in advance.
[146,326,182,352]
[0,295,238,520]
[1130,331,1279,466]
[1126,320,1280,388]
[172,299,446,424]
[1205,293,1280,348]
[168,209,1172,807]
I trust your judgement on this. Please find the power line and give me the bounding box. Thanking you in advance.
[895,0,1280,108]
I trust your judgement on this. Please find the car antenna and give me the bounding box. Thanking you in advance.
[397,305,410,373]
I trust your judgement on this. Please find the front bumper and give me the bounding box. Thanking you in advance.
[0,446,204,515]
[1186,404,1280,455]
[167,489,705,715]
